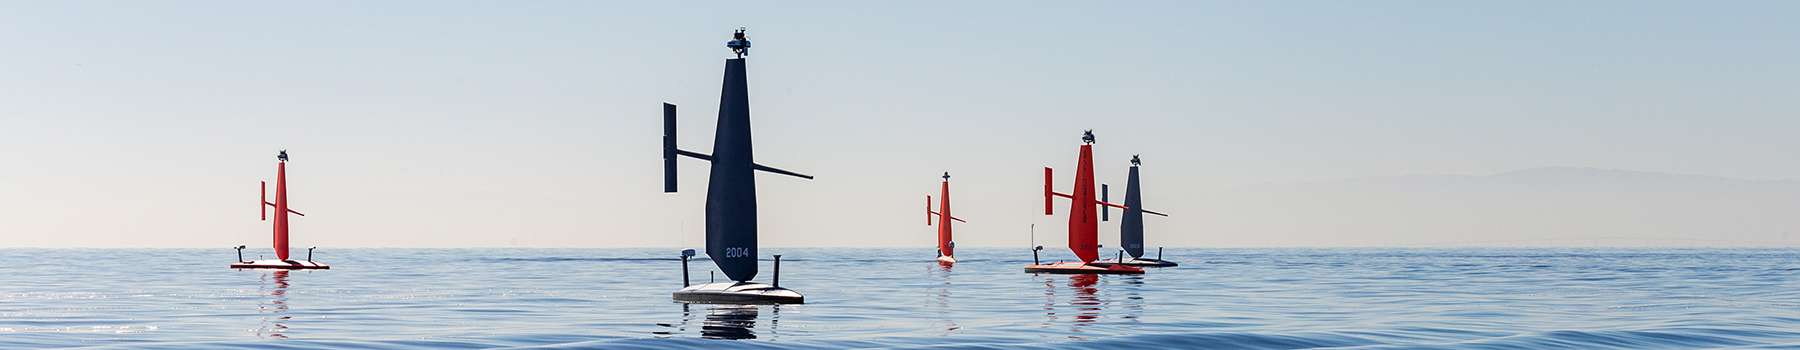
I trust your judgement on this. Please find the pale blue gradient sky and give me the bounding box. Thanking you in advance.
[3,1,1797,248]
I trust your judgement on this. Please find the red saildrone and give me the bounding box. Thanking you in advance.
[926,172,967,264]
[232,150,329,270]
[1026,130,1164,274]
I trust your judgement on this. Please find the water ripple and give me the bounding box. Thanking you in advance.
[0,248,1794,349]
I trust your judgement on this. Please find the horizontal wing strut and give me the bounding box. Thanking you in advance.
[1096,200,1167,217]
[674,149,813,180]
[753,163,813,180]
[928,211,968,223]
[263,202,305,216]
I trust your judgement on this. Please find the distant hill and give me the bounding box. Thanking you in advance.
[1185,167,1800,247]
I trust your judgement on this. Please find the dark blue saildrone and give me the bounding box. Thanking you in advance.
[1094,155,1178,267]
[664,28,812,304]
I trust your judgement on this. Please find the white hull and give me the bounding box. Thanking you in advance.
[673,282,803,304]
[230,259,330,270]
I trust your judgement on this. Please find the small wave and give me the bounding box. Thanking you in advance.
[1417,328,1773,349]
[386,332,1382,350]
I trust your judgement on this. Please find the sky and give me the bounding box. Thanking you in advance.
[3,1,1798,249]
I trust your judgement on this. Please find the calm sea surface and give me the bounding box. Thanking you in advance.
[1,248,1796,349]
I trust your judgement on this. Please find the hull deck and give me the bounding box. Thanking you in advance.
[1090,258,1179,268]
[230,259,330,270]
[673,282,804,304]
[1024,261,1144,274]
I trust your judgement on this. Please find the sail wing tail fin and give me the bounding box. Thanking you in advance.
[926,195,934,225]
[663,103,679,192]
[1102,184,1109,221]
[1044,167,1053,215]
[1043,167,1076,214]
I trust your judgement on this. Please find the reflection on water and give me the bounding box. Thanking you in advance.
[656,303,782,340]
[1037,273,1146,339]
[1039,274,1056,328]
[1118,274,1145,323]
[651,303,692,337]
[701,305,759,339]
[1068,274,1101,325]
[930,262,960,334]
[255,270,290,339]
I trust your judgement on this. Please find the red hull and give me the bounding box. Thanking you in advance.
[1024,261,1143,275]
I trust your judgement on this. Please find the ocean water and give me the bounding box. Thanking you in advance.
[1,248,1796,349]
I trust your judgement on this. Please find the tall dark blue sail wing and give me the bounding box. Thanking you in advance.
[706,58,758,282]
[1121,165,1146,258]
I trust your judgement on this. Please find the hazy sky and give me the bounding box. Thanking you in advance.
[4,1,1798,249]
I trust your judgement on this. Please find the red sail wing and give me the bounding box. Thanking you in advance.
[937,181,953,257]
[1067,144,1099,263]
